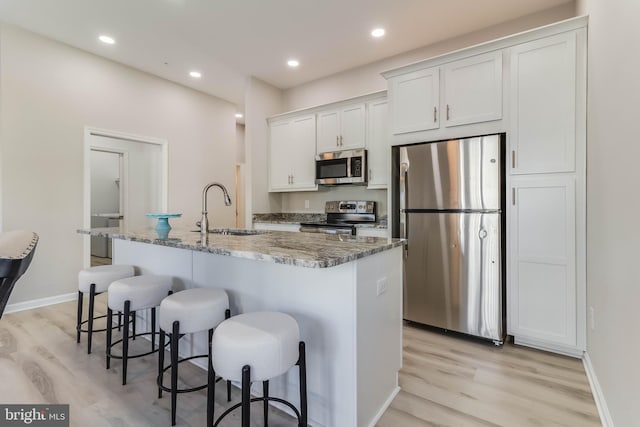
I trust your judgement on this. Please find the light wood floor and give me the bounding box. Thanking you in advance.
[0,299,600,427]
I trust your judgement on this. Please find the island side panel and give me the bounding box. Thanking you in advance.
[356,246,403,427]
[192,250,358,427]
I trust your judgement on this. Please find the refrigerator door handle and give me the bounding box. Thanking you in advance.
[399,161,409,258]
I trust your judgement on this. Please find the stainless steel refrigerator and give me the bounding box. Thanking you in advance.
[394,134,505,344]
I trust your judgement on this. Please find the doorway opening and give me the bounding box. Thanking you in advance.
[83,127,168,268]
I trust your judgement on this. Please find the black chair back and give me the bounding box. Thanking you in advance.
[0,231,39,318]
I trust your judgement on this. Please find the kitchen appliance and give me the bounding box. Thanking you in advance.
[315,149,367,185]
[393,134,505,344]
[300,200,376,235]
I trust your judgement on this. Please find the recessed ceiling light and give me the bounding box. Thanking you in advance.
[189,71,202,78]
[371,28,385,38]
[99,35,115,45]
[287,59,300,68]
[235,113,243,119]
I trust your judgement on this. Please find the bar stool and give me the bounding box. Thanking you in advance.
[106,274,173,385]
[77,264,135,354]
[157,287,230,426]
[211,311,307,427]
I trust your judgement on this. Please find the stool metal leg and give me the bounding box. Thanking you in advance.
[106,308,113,369]
[118,312,122,331]
[158,328,165,398]
[263,380,269,427]
[224,309,232,403]
[87,283,96,354]
[207,328,214,427]
[132,310,136,340]
[241,365,251,427]
[151,307,156,351]
[298,341,307,427]
[122,300,131,385]
[76,291,83,343]
[171,320,180,426]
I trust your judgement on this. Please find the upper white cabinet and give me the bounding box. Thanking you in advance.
[390,67,439,134]
[387,51,502,136]
[268,114,317,192]
[442,51,502,127]
[316,103,366,153]
[509,32,576,175]
[366,99,389,189]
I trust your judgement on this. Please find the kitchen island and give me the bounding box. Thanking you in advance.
[79,227,404,427]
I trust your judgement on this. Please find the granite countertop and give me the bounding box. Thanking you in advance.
[79,227,404,268]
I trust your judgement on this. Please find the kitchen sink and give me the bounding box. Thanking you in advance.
[191,228,265,236]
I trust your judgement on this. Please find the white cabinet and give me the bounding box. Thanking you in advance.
[268,114,317,192]
[509,32,576,174]
[356,227,388,238]
[366,99,389,189]
[509,176,576,348]
[390,67,439,134]
[442,51,503,127]
[316,103,366,153]
[388,51,502,135]
[254,222,301,232]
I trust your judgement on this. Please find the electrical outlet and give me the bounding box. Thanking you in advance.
[376,277,388,296]
[589,306,595,331]
[304,199,310,209]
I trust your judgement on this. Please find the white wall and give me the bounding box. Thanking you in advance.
[282,3,577,111]
[0,24,236,304]
[244,77,284,222]
[283,187,388,216]
[575,1,640,425]
[235,124,246,228]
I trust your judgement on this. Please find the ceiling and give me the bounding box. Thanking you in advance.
[0,0,572,113]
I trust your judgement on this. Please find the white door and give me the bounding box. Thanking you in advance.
[339,103,366,150]
[316,110,341,153]
[390,67,440,134]
[366,99,389,189]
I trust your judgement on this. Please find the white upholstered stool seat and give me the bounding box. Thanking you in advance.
[106,274,174,386]
[158,287,230,426]
[78,264,135,293]
[211,311,307,427]
[76,264,135,354]
[108,275,173,312]
[159,287,229,334]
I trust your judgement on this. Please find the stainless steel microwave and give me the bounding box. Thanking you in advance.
[315,149,367,185]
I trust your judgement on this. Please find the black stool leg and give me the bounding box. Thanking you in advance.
[207,328,214,427]
[76,291,83,343]
[171,320,180,426]
[106,308,113,369]
[298,342,307,427]
[122,300,131,385]
[241,365,251,427]
[87,283,96,354]
[132,310,136,340]
[151,307,156,351]
[263,380,269,427]
[158,328,165,398]
[225,308,232,402]
[118,312,122,331]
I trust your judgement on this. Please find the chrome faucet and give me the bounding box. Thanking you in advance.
[200,182,232,237]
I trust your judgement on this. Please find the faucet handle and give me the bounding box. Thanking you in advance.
[196,221,202,228]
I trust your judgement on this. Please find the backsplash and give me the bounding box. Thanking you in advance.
[280,187,387,215]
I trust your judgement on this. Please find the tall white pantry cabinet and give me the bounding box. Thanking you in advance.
[383,17,587,357]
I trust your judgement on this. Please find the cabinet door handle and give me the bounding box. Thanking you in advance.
[340,135,343,146]
[433,106,437,122]
[336,136,339,146]
[446,104,450,121]
[511,150,516,169]
[369,168,372,180]
[291,174,294,184]
[512,188,516,205]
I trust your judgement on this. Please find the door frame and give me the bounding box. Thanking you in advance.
[83,126,168,267]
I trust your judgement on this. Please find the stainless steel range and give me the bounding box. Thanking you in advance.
[300,200,376,235]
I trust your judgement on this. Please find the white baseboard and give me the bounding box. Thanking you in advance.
[4,292,77,314]
[368,386,400,427]
[514,336,584,358]
[583,352,614,427]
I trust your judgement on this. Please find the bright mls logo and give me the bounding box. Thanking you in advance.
[0,405,69,426]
